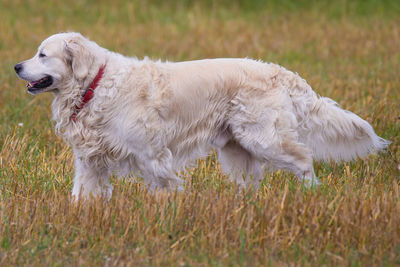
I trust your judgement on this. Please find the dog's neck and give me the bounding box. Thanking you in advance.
[51,63,107,134]
[71,65,106,122]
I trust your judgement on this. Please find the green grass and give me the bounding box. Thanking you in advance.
[1,0,400,265]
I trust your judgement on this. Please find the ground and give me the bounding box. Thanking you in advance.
[0,0,399,265]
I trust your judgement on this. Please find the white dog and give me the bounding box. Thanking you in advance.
[15,32,389,199]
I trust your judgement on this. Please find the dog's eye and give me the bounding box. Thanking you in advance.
[39,53,46,58]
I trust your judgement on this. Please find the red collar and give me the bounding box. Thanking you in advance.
[71,65,106,122]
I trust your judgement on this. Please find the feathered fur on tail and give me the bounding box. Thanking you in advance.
[299,97,390,162]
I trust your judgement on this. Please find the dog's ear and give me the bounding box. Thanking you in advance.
[64,35,94,81]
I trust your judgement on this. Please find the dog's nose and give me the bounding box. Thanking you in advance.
[14,63,23,74]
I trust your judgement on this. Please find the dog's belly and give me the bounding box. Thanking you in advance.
[165,117,231,170]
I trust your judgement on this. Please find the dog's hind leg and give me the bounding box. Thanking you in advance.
[271,139,319,186]
[237,131,318,186]
[218,140,263,189]
[228,98,319,186]
[234,125,319,187]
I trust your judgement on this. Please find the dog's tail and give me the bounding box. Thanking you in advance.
[299,97,390,162]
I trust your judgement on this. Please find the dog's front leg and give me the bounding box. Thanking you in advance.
[135,148,183,192]
[71,157,113,200]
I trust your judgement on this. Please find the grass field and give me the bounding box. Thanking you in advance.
[1,0,400,265]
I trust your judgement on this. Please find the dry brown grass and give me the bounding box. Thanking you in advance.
[1,0,399,265]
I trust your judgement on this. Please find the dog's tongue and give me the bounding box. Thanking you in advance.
[26,81,37,88]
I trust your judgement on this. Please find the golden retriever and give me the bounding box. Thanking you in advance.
[15,32,389,199]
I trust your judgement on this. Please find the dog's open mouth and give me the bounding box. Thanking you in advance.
[26,76,53,92]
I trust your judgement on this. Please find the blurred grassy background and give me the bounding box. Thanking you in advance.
[1,0,400,266]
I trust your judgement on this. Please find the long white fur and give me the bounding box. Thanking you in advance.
[16,32,390,199]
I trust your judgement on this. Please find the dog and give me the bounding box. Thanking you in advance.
[14,32,390,199]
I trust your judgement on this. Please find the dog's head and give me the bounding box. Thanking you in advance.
[14,32,105,95]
